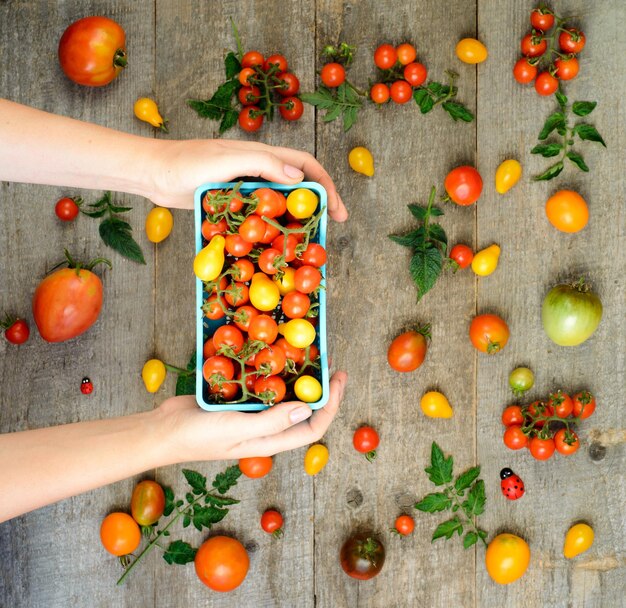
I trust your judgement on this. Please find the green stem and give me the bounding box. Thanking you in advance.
[446,485,487,547]
[345,78,366,97]
[230,18,244,62]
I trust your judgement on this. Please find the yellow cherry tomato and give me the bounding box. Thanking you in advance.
[495,159,522,194]
[142,358,166,393]
[145,206,173,243]
[249,272,281,311]
[194,235,225,282]
[133,97,168,131]
[420,391,453,418]
[283,319,316,348]
[456,38,488,64]
[471,244,500,276]
[294,375,323,403]
[348,146,374,177]
[564,523,594,558]
[304,444,329,475]
[286,188,318,219]
[273,267,296,295]
[485,533,530,584]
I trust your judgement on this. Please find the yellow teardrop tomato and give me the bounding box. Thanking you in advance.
[456,38,488,64]
[471,244,500,276]
[133,97,168,131]
[249,272,280,311]
[420,391,453,418]
[145,206,173,243]
[194,235,225,282]
[142,359,166,393]
[564,523,594,558]
[286,188,318,219]
[294,375,322,403]
[304,444,329,475]
[283,319,316,348]
[485,534,530,584]
[495,159,522,194]
[273,267,296,295]
[348,146,374,176]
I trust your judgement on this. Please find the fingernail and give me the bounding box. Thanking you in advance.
[284,164,304,179]
[289,405,312,424]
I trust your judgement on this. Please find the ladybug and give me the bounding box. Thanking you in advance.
[500,468,525,500]
[80,377,94,395]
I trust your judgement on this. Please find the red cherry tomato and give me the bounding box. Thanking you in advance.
[554,57,579,81]
[403,62,427,87]
[554,429,580,456]
[390,80,413,104]
[559,29,586,54]
[529,437,556,460]
[294,266,322,293]
[394,515,415,536]
[572,391,596,419]
[396,43,417,66]
[353,426,380,461]
[2,318,30,345]
[260,510,284,535]
[521,33,547,57]
[238,67,255,86]
[55,197,81,221]
[374,44,397,69]
[501,405,525,427]
[503,425,528,450]
[239,456,272,478]
[449,244,474,269]
[238,85,261,106]
[279,97,304,121]
[320,63,346,88]
[534,72,558,96]
[241,51,264,68]
[300,243,327,267]
[277,72,300,96]
[238,106,264,132]
[445,166,483,206]
[513,58,537,84]
[370,83,390,104]
[264,54,288,73]
[530,9,555,31]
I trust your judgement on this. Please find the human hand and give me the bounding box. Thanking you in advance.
[156,371,347,462]
[146,139,348,221]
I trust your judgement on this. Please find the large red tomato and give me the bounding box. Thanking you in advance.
[32,264,107,342]
[58,16,127,86]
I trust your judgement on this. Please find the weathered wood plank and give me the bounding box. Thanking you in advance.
[314,2,478,606]
[153,1,317,606]
[476,1,626,607]
[0,2,156,606]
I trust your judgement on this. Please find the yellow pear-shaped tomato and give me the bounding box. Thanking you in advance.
[194,235,225,282]
[304,444,329,475]
[283,319,316,348]
[420,391,453,418]
[471,244,500,276]
[249,272,280,311]
[348,146,374,176]
[273,267,296,295]
[142,359,166,393]
[134,97,168,131]
[294,375,323,403]
[564,523,594,558]
[145,206,173,243]
[456,38,488,64]
[485,534,530,584]
[495,160,522,194]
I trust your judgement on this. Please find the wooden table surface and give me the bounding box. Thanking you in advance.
[1,1,624,607]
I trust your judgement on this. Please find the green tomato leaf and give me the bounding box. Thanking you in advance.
[428,223,447,249]
[343,106,359,132]
[192,505,228,531]
[555,90,568,109]
[463,531,478,549]
[566,150,589,172]
[425,442,454,486]
[534,160,564,181]
[413,89,429,106]
[175,352,196,396]
[212,465,242,494]
[162,540,197,565]
[407,204,428,221]
[163,485,176,517]
[432,516,463,542]
[573,123,606,147]
[427,82,443,94]
[219,109,239,134]
[388,228,425,249]
[205,494,239,506]
[530,143,563,157]
[187,98,225,121]
[183,469,207,494]
[410,245,443,301]
[212,79,240,107]
[224,51,241,80]
[419,95,435,114]
[414,492,452,513]
[442,101,474,123]
[81,208,108,219]
[99,217,146,264]
[572,101,597,117]
[300,89,335,109]
[462,479,486,517]
[538,111,565,140]
[322,104,342,123]
[454,466,481,493]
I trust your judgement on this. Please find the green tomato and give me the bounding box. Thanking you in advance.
[542,281,602,347]
[508,367,534,397]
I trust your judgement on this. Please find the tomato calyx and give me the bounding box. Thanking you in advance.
[486,340,503,355]
[355,537,383,567]
[51,248,112,277]
[113,48,128,69]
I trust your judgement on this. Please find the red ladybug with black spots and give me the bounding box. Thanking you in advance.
[500,468,525,500]
[80,377,94,395]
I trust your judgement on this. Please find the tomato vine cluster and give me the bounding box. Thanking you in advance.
[502,390,595,460]
[513,7,586,96]
[198,184,327,406]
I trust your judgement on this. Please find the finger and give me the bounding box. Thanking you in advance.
[237,371,347,456]
[235,400,314,442]
[225,149,306,185]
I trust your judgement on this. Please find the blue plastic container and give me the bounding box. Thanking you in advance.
[195,181,329,412]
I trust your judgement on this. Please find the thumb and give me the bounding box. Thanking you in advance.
[239,401,313,441]
[233,150,305,185]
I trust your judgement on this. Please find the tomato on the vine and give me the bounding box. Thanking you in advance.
[444,166,483,206]
[529,436,556,461]
[374,44,397,69]
[502,405,525,427]
[254,375,286,404]
[131,480,165,527]
[254,187,287,219]
[255,346,286,376]
[534,72,558,96]
[513,58,538,84]
[202,355,235,386]
[194,536,249,592]
[238,106,264,132]
[403,62,427,87]
[449,244,473,270]
[277,72,300,96]
[320,62,345,88]
[238,67,255,85]
[213,324,245,354]
[370,83,390,104]
[239,456,272,478]
[201,218,227,241]
[241,51,264,68]
[294,265,321,294]
[300,243,327,267]
[231,258,255,282]
[390,80,413,104]
[100,512,140,556]
[572,391,596,419]
[264,54,288,73]
[279,97,304,121]
[55,196,81,221]
[258,248,283,275]
[203,294,226,320]
[559,29,586,54]
[272,234,298,262]
[521,33,547,57]
[554,56,579,81]
[530,9,555,30]
[396,43,417,66]
[238,85,261,106]
[225,234,254,257]
[503,425,528,450]
[554,429,579,455]
[548,390,574,418]
[469,314,509,354]
[275,338,304,365]
[261,510,284,535]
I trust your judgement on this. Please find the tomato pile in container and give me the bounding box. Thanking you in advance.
[194,181,329,412]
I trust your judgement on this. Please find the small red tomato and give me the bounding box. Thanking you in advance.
[389,80,413,104]
[394,515,415,536]
[300,243,327,267]
[55,196,81,221]
[353,426,380,462]
[320,62,345,88]
[554,56,579,81]
[2,317,30,344]
[374,44,397,69]
[529,436,556,461]
[238,106,264,132]
[501,405,525,427]
[80,377,94,395]
[521,32,547,57]
[403,62,427,87]
[264,54,288,73]
[444,166,483,206]
[396,43,417,66]
[530,9,555,31]
[239,456,272,479]
[449,244,474,270]
[548,390,574,418]
[534,72,558,96]
[238,85,261,106]
[238,67,255,86]
[279,97,304,121]
[277,72,300,96]
[513,58,537,84]
[572,391,596,419]
[503,425,528,450]
[554,428,580,455]
[260,509,284,537]
[370,83,390,104]
[387,328,429,372]
[500,468,525,500]
[559,29,586,54]
[241,51,264,68]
